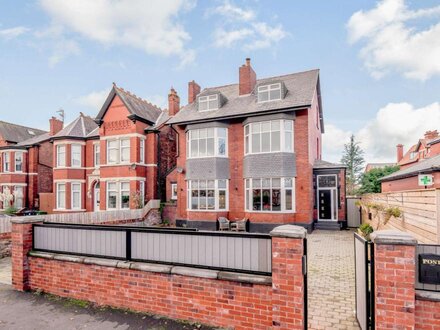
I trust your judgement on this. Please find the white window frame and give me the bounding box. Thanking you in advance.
[257,83,282,103]
[198,94,219,111]
[139,138,145,164]
[187,127,228,159]
[120,138,130,163]
[56,145,66,167]
[106,181,118,210]
[245,177,295,213]
[71,144,82,168]
[106,138,131,164]
[187,179,228,211]
[13,186,24,208]
[71,182,81,210]
[244,120,294,155]
[139,181,145,207]
[56,183,66,209]
[120,181,130,209]
[14,152,23,172]
[171,183,178,200]
[107,140,119,164]
[94,143,100,167]
[3,152,10,173]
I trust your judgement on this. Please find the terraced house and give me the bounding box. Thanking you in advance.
[168,59,346,232]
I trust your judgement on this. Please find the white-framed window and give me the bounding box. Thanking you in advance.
[107,182,118,210]
[245,178,295,212]
[14,186,24,208]
[56,183,66,209]
[15,152,23,172]
[120,139,130,163]
[187,127,227,158]
[120,181,130,209]
[94,143,100,167]
[139,138,145,164]
[258,83,282,102]
[71,144,82,168]
[56,145,66,167]
[198,94,219,111]
[71,182,81,209]
[139,181,145,207]
[171,183,178,200]
[2,153,10,172]
[244,120,293,155]
[187,179,228,211]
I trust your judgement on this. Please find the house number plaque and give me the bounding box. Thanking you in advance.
[419,254,440,285]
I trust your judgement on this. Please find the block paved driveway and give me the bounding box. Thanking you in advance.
[307,230,360,330]
[0,258,11,285]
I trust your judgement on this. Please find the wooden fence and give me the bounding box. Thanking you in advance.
[361,189,440,244]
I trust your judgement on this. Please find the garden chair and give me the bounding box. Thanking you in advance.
[218,217,230,231]
[231,218,248,232]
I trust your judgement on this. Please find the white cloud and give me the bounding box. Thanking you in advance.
[75,89,110,110]
[38,0,195,67]
[347,0,440,80]
[209,0,287,50]
[323,102,440,163]
[0,26,30,40]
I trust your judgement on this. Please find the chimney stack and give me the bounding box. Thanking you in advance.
[239,57,256,95]
[396,144,404,163]
[424,130,439,140]
[49,117,63,136]
[168,88,180,116]
[188,80,201,104]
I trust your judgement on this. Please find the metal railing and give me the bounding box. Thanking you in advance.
[33,223,272,275]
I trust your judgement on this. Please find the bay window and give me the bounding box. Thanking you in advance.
[56,183,66,209]
[187,127,227,158]
[120,139,130,162]
[106,181,136,210]
[139,139,145,163]
[139,181,145,206]
[107,138,131,164]
[244,120,293,154]
[245,178,295,212]
[71,144,82,167]
[107,182,117,209]
[187,179,228,211]
[120,182,130,209]
[3,153,10,172]
[56,145,66,167]
[15,152,23,172]
[71,183,81,209]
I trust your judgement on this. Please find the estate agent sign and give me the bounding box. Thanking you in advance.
[419,254,440,285]
[418,174,434,186]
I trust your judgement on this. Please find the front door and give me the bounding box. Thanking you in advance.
[317,175,338,221]
[318,190,332,220]
[94,183,100,212]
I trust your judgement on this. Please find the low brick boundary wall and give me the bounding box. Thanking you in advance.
[415,295,440,328]
[12,220,307,329]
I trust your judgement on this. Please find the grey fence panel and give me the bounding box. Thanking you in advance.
[355,234,368,330]
[34,226,126,258]
[131,231,272,273]
[347,197,361,228]
[0,217,12,234]
[416,244,440,292]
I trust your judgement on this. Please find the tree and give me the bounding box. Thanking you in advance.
[359,165,400,194]
[341,135,365,195]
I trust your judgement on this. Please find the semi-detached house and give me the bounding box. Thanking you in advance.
[168,59,346,232]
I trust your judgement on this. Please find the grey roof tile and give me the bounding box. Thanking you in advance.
[313,159,346,169]
[16,132,51,146]
[380,154,440,181]
[53,114,98,139]
[0,121,46,144]
[168,69,320,125]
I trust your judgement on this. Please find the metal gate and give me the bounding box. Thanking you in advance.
[347,197,361,227]
[354,233,374,329]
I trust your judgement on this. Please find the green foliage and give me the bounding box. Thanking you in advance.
[36,211,47,215]
[359,223,374,238]
[359,165,400,194]
[384,207,402,224]
[340,135,365,195]
[4,206,18,215]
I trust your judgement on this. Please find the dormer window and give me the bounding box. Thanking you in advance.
[199,95,218,111]
[258,83,282,103]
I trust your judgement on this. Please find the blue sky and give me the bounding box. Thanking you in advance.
[0,0,439,163]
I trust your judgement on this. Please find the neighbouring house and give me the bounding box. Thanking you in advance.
[381,130,440,192]
[0,118,63,210]
[364,163,395,172]
[167,58,347,232]
[51,83,177,213]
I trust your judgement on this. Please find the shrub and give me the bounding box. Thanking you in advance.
[384,207,402,224]
[4,206,18,215]
[359,223,374,239]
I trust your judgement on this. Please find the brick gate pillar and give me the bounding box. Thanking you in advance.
[11,218,43,291]
[371,230,417,329]
[270,225,307,329]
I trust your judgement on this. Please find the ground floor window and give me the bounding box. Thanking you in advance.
[171,183,178,200]
[71,183,81,209]
[120,182,130,209]
[56,183,66,209]
[187,179,228,211]
[245,177,295,212]
[14,186,24,208]
[106,181,135,210]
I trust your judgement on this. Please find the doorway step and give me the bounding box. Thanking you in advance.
[314,221,342,231]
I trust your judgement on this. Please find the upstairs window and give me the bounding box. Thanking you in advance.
[56,145,66,167]
[15,152,23,172]
[198,94,219,111]
[187,127,228,158]
[245,120,293,155]
[71,144,82,168]
[2,153,10,172]
[258,83,282,102]
[139,139,145,164]
[94,144,100,167]
[107,138,131,164]
[120,139,130,163]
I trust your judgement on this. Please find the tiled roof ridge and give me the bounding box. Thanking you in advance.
[0,120,47,134]
[114,83,163,112]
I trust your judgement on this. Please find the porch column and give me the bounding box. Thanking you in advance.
[270,225,307,329]
[11,217,43,291]
[371,230,417,329]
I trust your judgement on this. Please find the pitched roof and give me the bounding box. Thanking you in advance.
[16,132,51,147]
[313,159,346,169]
[52,113,98,139]
[168,69,320,126]
[96,84,162,125]
[0,121,46,144]
[381,154,440,182]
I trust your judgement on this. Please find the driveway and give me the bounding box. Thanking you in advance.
[0,284,217,330]
[307,230,360,330]
[0,258,11,285]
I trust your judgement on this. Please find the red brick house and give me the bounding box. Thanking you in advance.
[167,59,346,232]
[51,83,177,213]
[0,118,63,210]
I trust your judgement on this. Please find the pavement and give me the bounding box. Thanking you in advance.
[307,229,360,330]
[0,258,11,285]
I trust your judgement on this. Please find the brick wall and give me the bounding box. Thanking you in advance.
[12,222,306,329]
[415,299,440,329]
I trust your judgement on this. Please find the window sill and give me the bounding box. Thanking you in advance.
[187,156,228,160]
[245,210,296,214]
[187,209,228,212]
